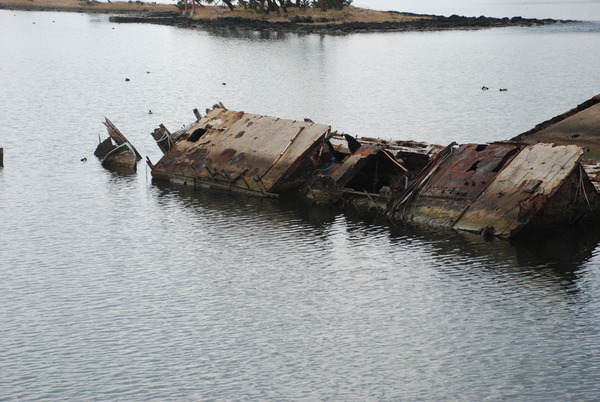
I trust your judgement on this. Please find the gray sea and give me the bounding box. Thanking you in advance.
[1,1,600,399]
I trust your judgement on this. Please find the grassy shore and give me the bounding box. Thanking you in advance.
[2,0,563,33]
[0,0,429,23]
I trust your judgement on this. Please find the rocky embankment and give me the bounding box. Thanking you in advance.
[109,13,567,34]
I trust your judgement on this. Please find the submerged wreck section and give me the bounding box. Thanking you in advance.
[307,132,440,207]
[148,105,439,202]
[149,106,332,196]
[387,142,600,238]
[147,104,600,238]
[94,118,142,171]
[512,93,600,155]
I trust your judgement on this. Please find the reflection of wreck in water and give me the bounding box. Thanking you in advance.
[137,104,600,239]
[155,180,600,283]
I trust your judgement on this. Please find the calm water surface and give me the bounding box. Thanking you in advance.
[354,0,600,21]
[1,7,600,400]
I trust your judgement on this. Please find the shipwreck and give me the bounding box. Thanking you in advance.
[147,104,439,205]
[387,142,600,238]
[511,93,600,156]
[94,118,142,171]
[140,104,600,239]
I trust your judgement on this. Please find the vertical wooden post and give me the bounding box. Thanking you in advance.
[0,148,3,167]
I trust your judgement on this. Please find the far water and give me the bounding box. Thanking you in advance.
[1,2,600,400]
[354,0,600,21]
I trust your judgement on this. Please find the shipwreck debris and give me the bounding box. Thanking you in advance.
[148,105,439,205]
[512,93,600,155]
[149,105,333,197]
[141,104,600,239]
[387,142,600,238]
[94,118,141,171]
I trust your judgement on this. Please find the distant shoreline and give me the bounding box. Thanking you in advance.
[0,0,572,33]
[0,0,179,14]
[109,14,567,34]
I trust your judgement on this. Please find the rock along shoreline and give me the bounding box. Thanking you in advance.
[108,13,569,34]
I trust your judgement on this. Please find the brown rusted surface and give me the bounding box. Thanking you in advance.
[512,93,600,154]
[307,144,381,203]
[390,142,600,238]
[392,143,524,228]
[150,108,442,203]
[151,124,177,155]
[151,106,331,195]
[326,145,381,187]
[454,144,594,237]
[143,105,600,237]
[306,133,437,204]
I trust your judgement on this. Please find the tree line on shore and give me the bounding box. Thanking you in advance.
[178,0,353,13]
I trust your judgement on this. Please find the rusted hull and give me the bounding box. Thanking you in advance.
[145,105,600,239]
[512,93,600,155]
[388,142,600,238]
[150,106,331,196]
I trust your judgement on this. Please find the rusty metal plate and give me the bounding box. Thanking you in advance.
[152,107,331,194]
[454,143,586,237]
[419,143,523,201]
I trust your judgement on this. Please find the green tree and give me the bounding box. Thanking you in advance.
[311,0,351,11]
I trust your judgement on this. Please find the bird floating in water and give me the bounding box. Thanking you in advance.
[148,110,153,114]
[481,86,489,90]
[80,157,87,162]
[499,88,508,92]
[125,78,130,82]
